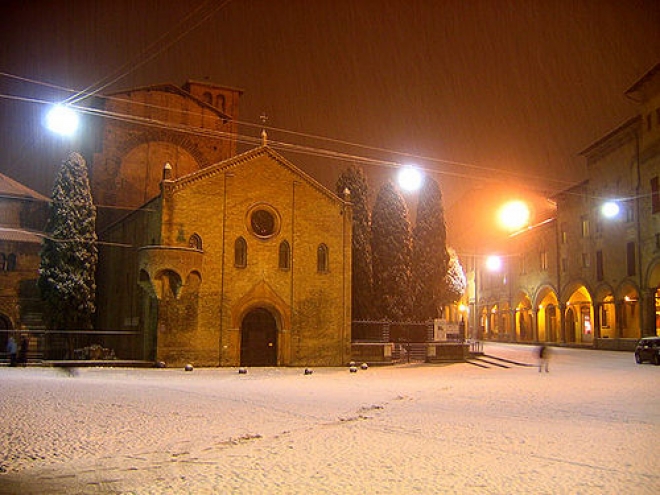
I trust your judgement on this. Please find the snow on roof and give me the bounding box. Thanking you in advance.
[0,172,48,202]
[0,226,44,244]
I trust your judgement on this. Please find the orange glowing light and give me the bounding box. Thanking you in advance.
[486,255,502,272]
[498,200,530,232]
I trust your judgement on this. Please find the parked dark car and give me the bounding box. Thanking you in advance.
[634,337,660,365]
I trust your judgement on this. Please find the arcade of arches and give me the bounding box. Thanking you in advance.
[477,282,660,345]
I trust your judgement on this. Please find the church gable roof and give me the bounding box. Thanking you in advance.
[168,146,344,205]
[104,82,232,120]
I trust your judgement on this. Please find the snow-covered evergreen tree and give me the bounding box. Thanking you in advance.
[411,176,449,320]
[442,247,467,304]
[336,165,375,320]
[371,181,413,321]
[38,152,98,330]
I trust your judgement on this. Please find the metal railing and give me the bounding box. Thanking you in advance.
[1,329,146,363]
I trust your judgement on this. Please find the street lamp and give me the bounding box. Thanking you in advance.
[45,104,79,137]
[486,255,502,272]
[397,165,423,192]
[601,201,620,219]
[498,200,530,232]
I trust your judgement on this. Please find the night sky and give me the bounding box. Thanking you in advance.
[1,0,658,245]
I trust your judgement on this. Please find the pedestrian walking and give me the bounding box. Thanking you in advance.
[6,336,18,366]
[18,334,29,366]
[537,344,549,372]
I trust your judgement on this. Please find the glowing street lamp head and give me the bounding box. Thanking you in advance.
[601,201,620,219]
[397,166,423,192]
[45,104,79,137]
[498,200,530,232]
[486,255,502,272]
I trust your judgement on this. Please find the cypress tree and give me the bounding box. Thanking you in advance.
[371,181,413,321]
[442,247,467,305]
[336,165,375,320]
[411,176,449,320]
[38,152,98,330]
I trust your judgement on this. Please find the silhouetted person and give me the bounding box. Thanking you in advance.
[6,336,17,367]
[537,344,549,373]
[18,335,29,366]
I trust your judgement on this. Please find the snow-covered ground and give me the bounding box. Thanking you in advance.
[1,344,658,494]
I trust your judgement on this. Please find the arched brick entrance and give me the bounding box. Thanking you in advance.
[240,308,277,366]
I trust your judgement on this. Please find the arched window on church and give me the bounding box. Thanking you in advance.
[188,233,202,250]
[216,94,226,113]
[235,237,247,268]
[202,92,212,105]
[317,244,329,273]
[156,269,182,299]
[6,254,16,271]
[279,241,290,270]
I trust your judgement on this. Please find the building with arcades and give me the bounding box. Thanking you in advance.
[0,172,48,354]
[469,63,660,349]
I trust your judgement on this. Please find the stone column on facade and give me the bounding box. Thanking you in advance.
[593,302,602,340]
[280,327,290,366]
[509,308,516,342]
[642,288,657,337]
[558,303,566,343]
[160,164,176,246]
[532,307,539,342]
[615,300,624,339]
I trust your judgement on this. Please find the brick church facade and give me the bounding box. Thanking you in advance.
[93,82,352,367]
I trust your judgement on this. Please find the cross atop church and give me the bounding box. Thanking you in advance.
[260,112,268,146]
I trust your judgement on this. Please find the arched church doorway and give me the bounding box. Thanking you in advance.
[240,308,278,366]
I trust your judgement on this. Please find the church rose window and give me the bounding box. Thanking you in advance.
[248,204,280,239]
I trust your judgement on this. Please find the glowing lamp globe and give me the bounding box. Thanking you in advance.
[601,201,620,218]
[486,255,502,272]
[45,104,79,137]
[498,201,530,232]
[397,166,423,192]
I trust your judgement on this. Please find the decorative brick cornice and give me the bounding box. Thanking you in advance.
[169,146,346,205]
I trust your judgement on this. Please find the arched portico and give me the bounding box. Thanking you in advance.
[515,293,533,342]
[616,282,641,339]
[645,260,660,337]
[534,286,559,343]
[564,285,594,344]
[594,285,616,340]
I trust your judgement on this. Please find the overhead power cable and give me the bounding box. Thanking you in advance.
[67,0,235,105]
[0,73,602,196]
